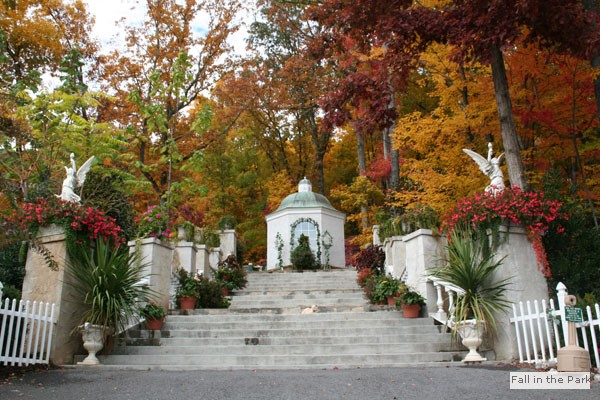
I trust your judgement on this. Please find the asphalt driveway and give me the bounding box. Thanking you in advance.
[1,364,598,400]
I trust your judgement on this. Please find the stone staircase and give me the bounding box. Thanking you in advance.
[95,270,466,369]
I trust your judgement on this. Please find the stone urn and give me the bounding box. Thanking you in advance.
[455,320,487,363]
[78,323,105,365]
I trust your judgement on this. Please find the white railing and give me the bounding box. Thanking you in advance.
[510,282,600,368]
[426,276,465,328]
[1,290,56,366]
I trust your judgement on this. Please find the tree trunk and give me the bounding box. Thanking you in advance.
[489,45,528,190]
[307,108,329,194]
[592,54,600,119]
[382,92,400,189]
[583,0,600,119]
[356,130,367,175]
[356,129,370,229]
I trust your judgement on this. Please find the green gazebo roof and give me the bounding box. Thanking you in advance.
[275,177,336,211]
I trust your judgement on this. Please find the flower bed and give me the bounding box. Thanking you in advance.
[441,186,568,277]
[10,197,125,247]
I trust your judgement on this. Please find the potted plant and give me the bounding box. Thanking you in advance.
[140,301,166,330]
[397,288,426,318]
[174,269,200,310]
[375,276,403,306]
[176,220,195,242]
[429,228,511,362]
[136,205,171,241]
[65,239,153,365]
[213,255,247,296]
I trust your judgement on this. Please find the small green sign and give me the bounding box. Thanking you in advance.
[564,306,584,323]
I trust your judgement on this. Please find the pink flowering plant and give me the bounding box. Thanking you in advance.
[441,186,568,277]
[4,197,125,271]
[11,197,125,247]
[136,205,171,240]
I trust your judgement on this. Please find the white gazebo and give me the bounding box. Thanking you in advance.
[266,178,346,270]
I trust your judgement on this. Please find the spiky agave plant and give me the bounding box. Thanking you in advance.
[66,239,154,340]
[430,229,512,336]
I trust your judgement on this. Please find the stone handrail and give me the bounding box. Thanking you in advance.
[426,276,465,327]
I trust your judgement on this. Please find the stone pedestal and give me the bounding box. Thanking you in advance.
[402,229,442,316]
[209,248,222,270]
[129,238,173,312]
[21,225,83,365]
[383,236,405,278]
[218,229,237,260]
[174,241,197,275]
[195,245,211,277]
[490,224,549,360]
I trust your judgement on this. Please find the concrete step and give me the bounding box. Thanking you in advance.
[124,333,451,347]
[229,293,366,301]
[112,342,458,356]
[97,352,464,368]
[229,299,368,309]
[234,288,364,296]
[161,311,424,324]
[159,319,434,331]
[98,268,467,370]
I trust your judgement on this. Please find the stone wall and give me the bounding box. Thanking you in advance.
[383,226,549,361]
[22,228,235,364]
[21,225,83,365]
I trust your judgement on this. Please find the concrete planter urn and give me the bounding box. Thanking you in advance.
[78,323,105,365]
[456,320,487,363]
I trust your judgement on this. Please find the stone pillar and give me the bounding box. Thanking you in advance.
[403,229,442,315]
[174,241,197,275]
[218,229,237,260]
[195,245,211,277]
[209,248,222,271]
[384,236,405,278]
[21,225,83,365]
[490,224,549,360]
[128,238,173,313]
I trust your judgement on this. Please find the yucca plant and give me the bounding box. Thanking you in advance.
[65,239,153,340]
[430,229,512,337]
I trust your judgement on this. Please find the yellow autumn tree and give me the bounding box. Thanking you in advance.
[392,42,500,215]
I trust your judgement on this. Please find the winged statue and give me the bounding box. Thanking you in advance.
[58,153,95,203]
[462,143,505,195]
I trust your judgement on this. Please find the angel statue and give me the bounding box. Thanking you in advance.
[462,143,505,195]
[57,153,95,203]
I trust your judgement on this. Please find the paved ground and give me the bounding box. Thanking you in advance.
[0,364,598,400]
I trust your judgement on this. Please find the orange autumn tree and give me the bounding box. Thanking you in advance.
[508,42,600,224]
[0,0,97,206]
[98,0,238,210]
[391,42,500,214]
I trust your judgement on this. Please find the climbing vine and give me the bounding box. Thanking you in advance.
[275,232,284,270]
[289,218,322,267]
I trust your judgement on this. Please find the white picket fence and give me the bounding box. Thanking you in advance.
[510,282,600,368]
[0,283,56,366]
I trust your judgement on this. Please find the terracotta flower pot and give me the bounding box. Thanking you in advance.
[222,287,229,297]
[178,295,196,310]
[387,295,398,306]
[401,303,421,318]
[146,317,165,330]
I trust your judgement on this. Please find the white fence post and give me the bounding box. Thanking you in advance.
[509,282,600,369]
[556,282,569,344]
[0,295,56,366]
